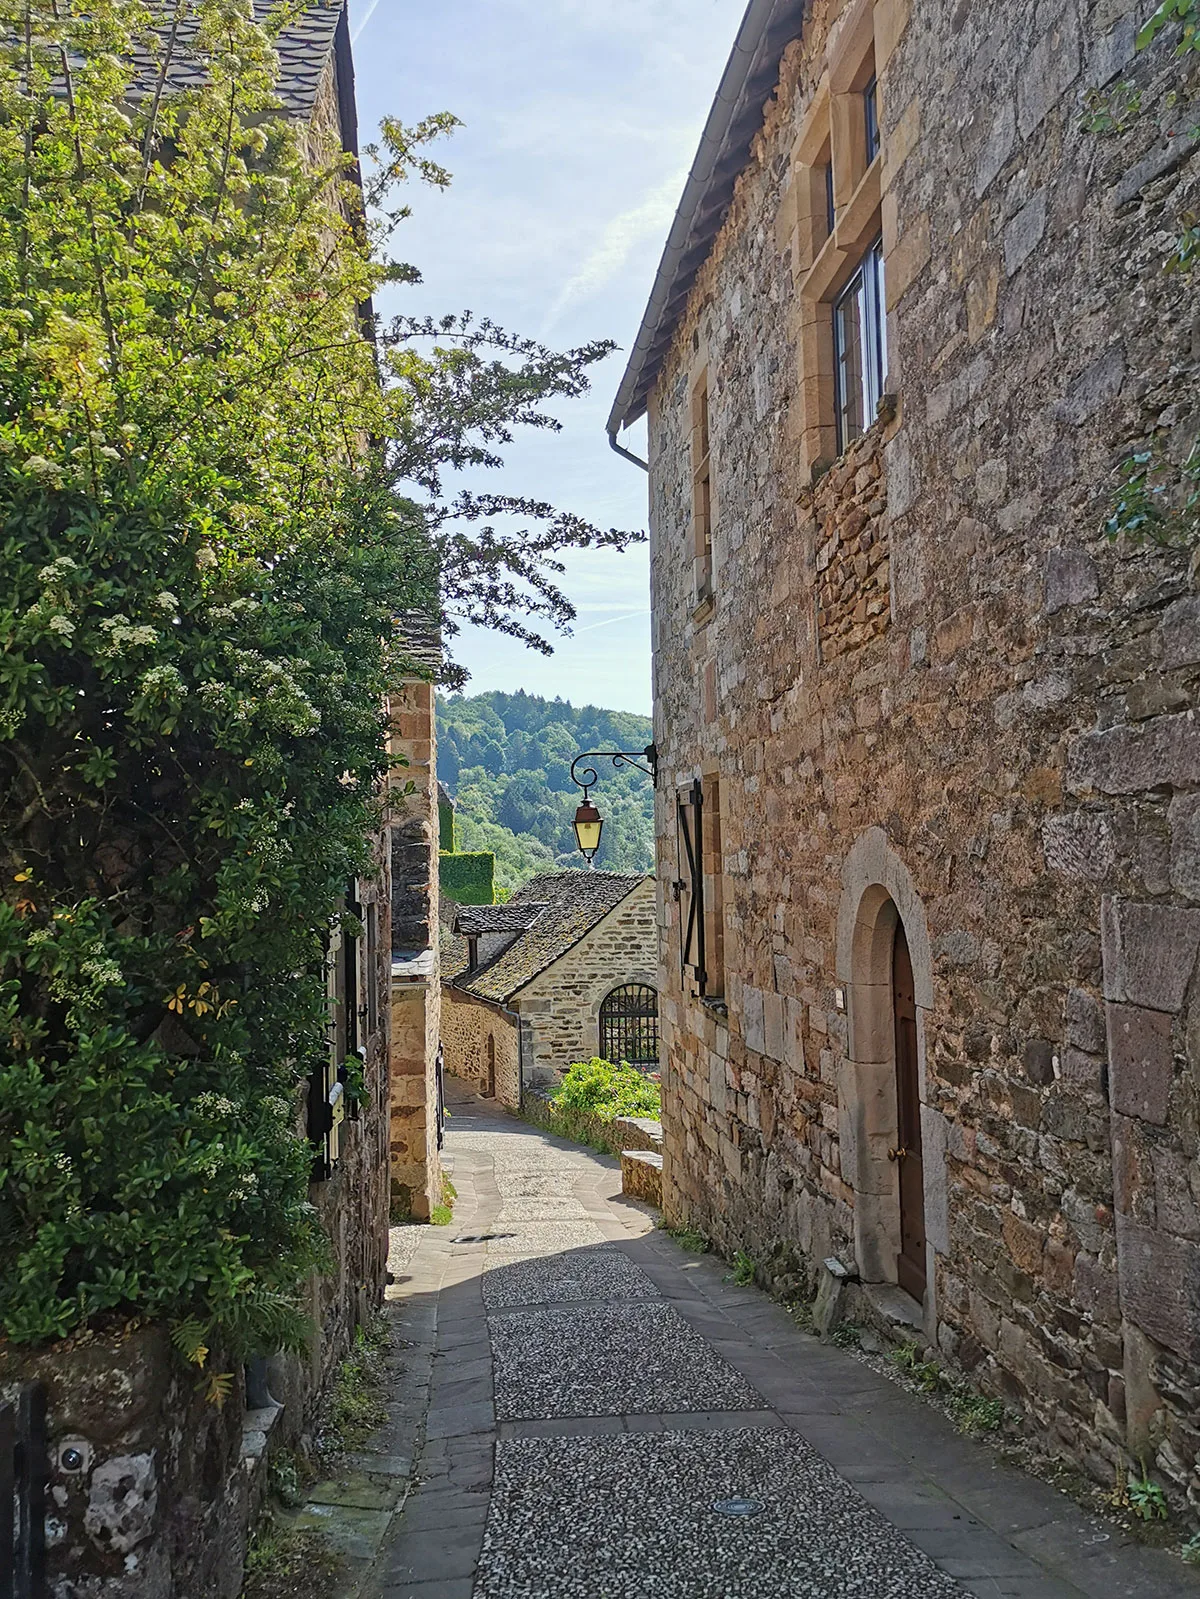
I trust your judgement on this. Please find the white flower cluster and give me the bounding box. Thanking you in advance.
[137,664,187,703]
[38,556,79,584]
[194,1092,237,1119]
[99,615,159,653]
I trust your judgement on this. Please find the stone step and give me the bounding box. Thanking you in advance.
[621,1148,664,1207]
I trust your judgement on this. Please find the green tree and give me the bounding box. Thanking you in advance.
[0,0,638,1351]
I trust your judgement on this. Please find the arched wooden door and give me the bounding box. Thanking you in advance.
[892,920,926,1301]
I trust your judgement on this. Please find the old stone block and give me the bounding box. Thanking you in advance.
[1022,1038,1056,1086]
[1066,987,1106,1053]
[743,985,766,1055]
[1018,13,1081,137]
[974,98,1016,196]
[1115,1216,1200,1360]
[1004,189,1047,276]
[1069,711,1200,795]
[1161,595,1200,669]
[1003,1211,1046,1276]
[1075,1252,1121,1326]
[1169,792,1200,902]
[1155,1148,1200,1241]
[1057,344,1126,425]
[1101,896,1200,1012]
[1107,1003,1174,1124]
[1042,811,1115,882]
[1045,546,1099,614]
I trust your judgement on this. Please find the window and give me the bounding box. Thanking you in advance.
[600,985,660,1068]
[833,239,886,453]
[691,375,714,609]
[864,75,879,164]
[824,159,836,239]
[676,780,705,989]
[701,773,725,1001]
[675,777,725,1002]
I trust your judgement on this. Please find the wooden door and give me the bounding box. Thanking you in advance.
[485,1034,496,1099]
[893,921,926,1302]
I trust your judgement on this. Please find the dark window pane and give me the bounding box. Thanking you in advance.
[834,272,866,450]
[865,75,879,163]
[825,161,835,237]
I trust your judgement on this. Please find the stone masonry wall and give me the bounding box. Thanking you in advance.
[442,988,522,1109]
[648,0,1200,1508]
[516,879,659,1086]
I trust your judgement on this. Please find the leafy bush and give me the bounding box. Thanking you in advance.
[0,0,629,1354]
[553,1058,662,1122]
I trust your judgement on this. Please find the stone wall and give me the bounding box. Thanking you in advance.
[442,988,522,1108]
[516,879,659,1086]
[647,0,1200,1508]
[387,678,442,1220]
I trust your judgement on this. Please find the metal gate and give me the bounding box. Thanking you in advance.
[600,984,660,1068]
[1,1383,46,1599]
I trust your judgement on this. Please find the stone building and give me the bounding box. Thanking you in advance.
[609,0,1200,1506]
[388,617,445,1222]
[442,872,659,1104]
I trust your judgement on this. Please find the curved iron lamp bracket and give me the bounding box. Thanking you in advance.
[569,744,658,799]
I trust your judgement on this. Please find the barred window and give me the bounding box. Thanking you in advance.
[600,984,660,1068]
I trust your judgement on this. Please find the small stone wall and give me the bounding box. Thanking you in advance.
[1,1327,253,1599]
[621,1150,665,1207]
[521,1088,663,1163]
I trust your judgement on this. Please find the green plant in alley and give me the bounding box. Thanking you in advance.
[243,1523,340,1599]
[728,1250,757,1286]
[1127,1464,1170,1521]
[664,1224,710,1254]
[1182,1531,1200,1563]
[317,1315,392,1463]
[0,0,636,1355]
[830,1323,863,1349]
[553,1057,662,1121]
[430,1174,457,1226]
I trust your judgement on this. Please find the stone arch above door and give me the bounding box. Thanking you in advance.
[834,828,942,1326]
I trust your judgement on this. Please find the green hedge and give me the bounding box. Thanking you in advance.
[439,851,495,906]
[438,798,456,853]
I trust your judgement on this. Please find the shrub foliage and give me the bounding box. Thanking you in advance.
[0,0,634,1350]
[553,1058,662,1123]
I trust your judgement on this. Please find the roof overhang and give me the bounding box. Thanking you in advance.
[606,0,805,439]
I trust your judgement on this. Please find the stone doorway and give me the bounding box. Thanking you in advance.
[892,921,926,1302]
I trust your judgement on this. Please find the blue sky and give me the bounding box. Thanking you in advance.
[346,0,746,717]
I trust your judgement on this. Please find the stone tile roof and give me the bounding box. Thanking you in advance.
[133,2,343,122]
[445,872,649,1005]
[453,904,548,937]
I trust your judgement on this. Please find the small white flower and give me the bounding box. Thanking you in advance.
[155,591,179,611]
[47,615,75,638]
[196,547,218,570]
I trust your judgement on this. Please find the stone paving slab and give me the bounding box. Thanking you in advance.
[476,1427,966,1599]
[491,1195,591,1222]
[488,1300,764,1421]
[481,1244,660,1309]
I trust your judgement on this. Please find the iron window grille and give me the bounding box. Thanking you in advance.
[600,984,660,1068]
[833,237,887,455]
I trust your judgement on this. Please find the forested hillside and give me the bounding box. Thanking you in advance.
[437,691,656,893]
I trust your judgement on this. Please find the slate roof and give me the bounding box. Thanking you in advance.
[444,872,649,1006]
[131,2,344,123]
[453,904,548,937]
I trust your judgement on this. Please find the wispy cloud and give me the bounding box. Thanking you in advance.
[542,169,685,334]
[574,609,650,634]
[351,0,383,45]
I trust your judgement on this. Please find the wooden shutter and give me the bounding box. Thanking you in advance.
[676,780,706,991]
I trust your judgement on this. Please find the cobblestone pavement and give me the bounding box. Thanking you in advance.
[354,1093,1196,1599]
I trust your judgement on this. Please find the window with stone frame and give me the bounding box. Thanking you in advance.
[690,370,715,616]
[701,773,725,1002]
[787,0,896,476]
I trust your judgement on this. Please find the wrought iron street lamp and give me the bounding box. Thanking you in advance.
[570,745,658,867]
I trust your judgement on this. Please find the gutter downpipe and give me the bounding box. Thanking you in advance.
[605,0,791,454]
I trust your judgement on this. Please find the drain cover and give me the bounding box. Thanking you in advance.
[712,1498,764,1517]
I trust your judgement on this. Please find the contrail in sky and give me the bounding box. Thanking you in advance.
[352,0,383,44]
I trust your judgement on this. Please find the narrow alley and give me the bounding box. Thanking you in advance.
[342,1094,1194,1599]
